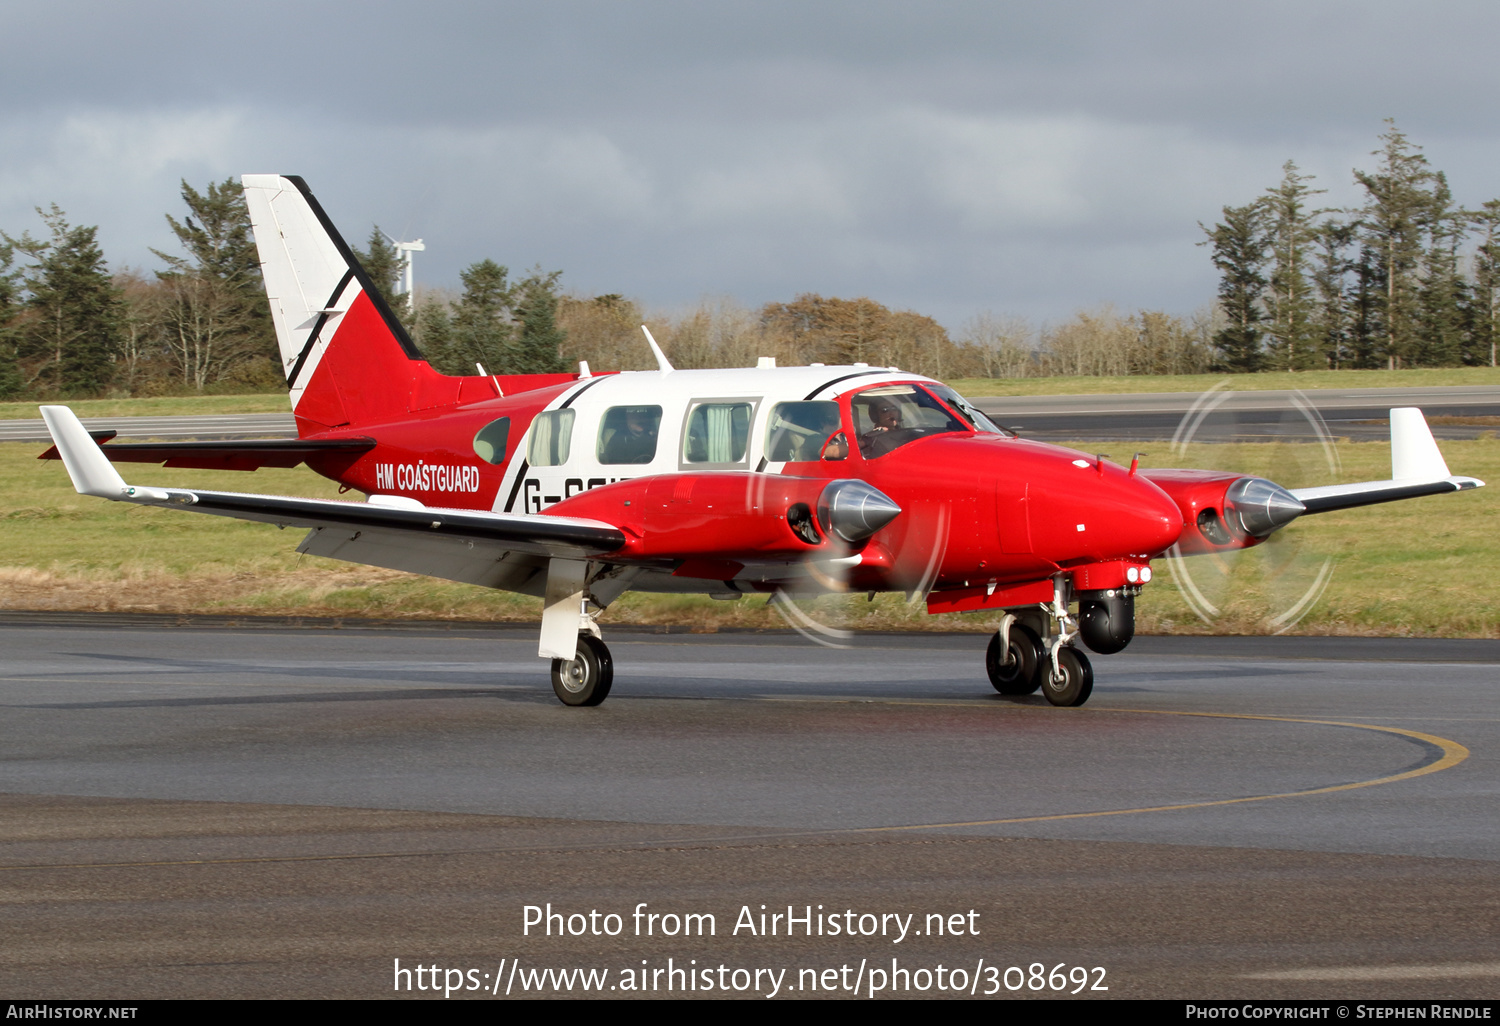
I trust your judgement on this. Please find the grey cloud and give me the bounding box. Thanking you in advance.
[2,1,1499,327]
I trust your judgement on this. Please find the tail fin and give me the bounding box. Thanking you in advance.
[242,175,577,435]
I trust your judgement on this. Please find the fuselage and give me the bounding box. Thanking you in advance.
[294,365,1186,604]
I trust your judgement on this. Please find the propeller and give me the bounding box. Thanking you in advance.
[1163,383,1339,633]
[766,480,954,648]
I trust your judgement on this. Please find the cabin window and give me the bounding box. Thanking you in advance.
[851,385,966,459]
[683,401,754,465]
[527,409,575,467]
[765,401,841,462]
[597,405,662,464]
[471,417,511,464]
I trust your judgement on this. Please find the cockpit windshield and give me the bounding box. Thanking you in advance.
[924,383,1013,436]
[850,385,967,458]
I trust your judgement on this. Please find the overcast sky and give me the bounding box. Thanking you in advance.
[2,1,1498,331]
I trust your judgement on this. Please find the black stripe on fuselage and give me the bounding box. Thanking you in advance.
[499,377,607,512]
[802,369,892,401]
[286,269,355,389]
[503,459,531,513]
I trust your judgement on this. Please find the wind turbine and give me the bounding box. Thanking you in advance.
[382,232,426,313]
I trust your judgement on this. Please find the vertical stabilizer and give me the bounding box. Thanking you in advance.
[242,174,426,434]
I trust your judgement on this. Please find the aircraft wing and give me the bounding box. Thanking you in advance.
[38,406,626,562]
[1289,408,1483,514]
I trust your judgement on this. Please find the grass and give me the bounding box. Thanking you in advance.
[0,394,290,420]
[4,429,1496,636]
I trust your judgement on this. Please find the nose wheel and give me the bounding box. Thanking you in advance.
[551,635,614,706]
[1039,646,1093,707]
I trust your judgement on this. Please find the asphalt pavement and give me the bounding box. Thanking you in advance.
[1,616,1496,1000]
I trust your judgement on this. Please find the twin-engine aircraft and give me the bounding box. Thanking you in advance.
[40,175,1484,707]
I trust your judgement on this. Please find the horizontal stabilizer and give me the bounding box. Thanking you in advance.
[1291,407,1483,514]
[38,436,375,471]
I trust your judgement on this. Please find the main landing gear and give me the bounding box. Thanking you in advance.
[985,612,1094,707]
[551,635,614,706]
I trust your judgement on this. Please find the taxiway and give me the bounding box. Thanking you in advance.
[0,616,1496,999]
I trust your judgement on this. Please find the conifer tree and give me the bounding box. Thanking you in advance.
[1201,201,1270,372]
[1414,172,1470,366]
[442,259,514,376]
[1309,219,1354,368]
[4,205,123,395]
[1354,120,1436,368]
[512,269,567,374]
[1470,199,1500,367]
[1262,161,1326,370]
[0,240,20,397]
[354,227,404,317]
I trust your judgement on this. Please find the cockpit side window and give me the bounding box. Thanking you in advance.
[765,401,841,462]
[850,385,966,459]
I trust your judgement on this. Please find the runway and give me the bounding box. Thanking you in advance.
[972,384,1500,442]
[3,383,1499,445]
[1,615,1497,999]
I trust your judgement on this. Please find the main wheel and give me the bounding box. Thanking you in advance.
[550,635,614,706]
[1040,646,1093,707]
[986,624,1043,695]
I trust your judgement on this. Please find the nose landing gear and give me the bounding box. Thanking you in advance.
[985,597,1095,707]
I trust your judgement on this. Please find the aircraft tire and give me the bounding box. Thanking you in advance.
[986,624,1042,695]
[551,635,614,706]
[1040,647,1093,707]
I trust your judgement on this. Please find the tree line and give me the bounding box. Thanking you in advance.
[22,128,1492,403]
[1204,120,1500,372]
[0,175,1216,398]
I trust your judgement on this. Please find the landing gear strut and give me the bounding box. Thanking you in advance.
[551,635,614,706]
[987,584,1096,706]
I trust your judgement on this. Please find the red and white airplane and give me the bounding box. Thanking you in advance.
[39,175,1484,707]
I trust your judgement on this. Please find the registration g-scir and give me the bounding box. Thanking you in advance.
[38,176,1484,706]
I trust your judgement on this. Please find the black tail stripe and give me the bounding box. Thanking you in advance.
[286,269,356,389]
[283,176,425,361]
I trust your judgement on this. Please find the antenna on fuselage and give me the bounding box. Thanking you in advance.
[640,325,674,373]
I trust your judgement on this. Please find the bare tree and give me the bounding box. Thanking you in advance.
[960,312,1036,378]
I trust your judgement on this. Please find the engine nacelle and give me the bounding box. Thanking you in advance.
[1140,469,1305,555]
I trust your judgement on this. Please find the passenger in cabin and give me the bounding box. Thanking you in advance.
[600,406,660,464]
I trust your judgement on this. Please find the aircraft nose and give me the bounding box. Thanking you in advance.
[1128,476,1186,554]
